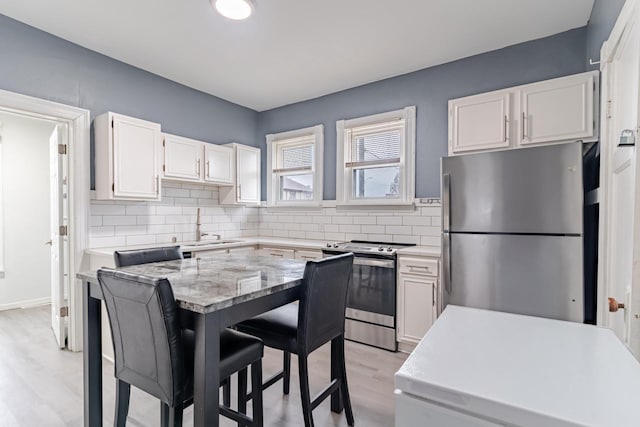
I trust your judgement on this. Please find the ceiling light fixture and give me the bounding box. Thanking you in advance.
[213,0,254,20]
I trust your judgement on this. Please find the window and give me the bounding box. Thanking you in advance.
[337,106,416,206]
[266,125,323,206]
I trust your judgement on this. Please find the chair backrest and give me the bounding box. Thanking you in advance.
[114,246,183,268]
[298,253,354,354]
[97,269,185,406]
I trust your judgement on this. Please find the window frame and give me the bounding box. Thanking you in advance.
[266,124,324,207]
[336,106,416,206]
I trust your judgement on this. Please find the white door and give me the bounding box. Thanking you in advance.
[49,125,68,348]
[599,5,640,356]
[519,72,596,146]
[449,90,511,155]
[163,134,202,182]
[112,115,160,199]
[205,144,233,184]
[237,146,260,203]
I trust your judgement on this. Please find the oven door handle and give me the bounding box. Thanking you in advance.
[353,257,394,268]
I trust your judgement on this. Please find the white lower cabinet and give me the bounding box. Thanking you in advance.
[194,248,228,258]
[397,256,438,352]
[294,249,323,260]
[228,246,256,255]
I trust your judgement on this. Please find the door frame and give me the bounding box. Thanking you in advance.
[0,88,90,352]
[597,0,640,348]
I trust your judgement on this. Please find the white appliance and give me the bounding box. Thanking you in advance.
[395,306,640,426]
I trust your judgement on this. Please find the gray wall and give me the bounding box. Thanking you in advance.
[586,0,627,70]
[257,28,589,199]
[0,14,259,188]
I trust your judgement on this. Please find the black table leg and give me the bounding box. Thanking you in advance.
[194,311,221,427]
[330,336,344,413]
[83,281,103,426]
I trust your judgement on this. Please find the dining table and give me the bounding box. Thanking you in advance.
[77,253,347,426]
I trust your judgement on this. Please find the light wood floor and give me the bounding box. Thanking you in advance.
[0,306,407,426]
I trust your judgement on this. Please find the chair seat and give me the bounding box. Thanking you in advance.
[236,303,299,354]
[182,328,264,400]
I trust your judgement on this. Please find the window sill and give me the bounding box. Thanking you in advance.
[336,202,416,211]
[265,203,323,213]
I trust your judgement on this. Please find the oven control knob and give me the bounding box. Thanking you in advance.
[333,243,339,248]
[378,246,384,251]
[326,243,332,248]
[386,247,394,252]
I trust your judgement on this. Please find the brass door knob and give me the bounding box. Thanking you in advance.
[608,297,625,313]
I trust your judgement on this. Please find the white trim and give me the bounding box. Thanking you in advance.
[0,296,52,312]
[0,88,90,352]
[266,124,324,207]
[600,0,639,67]
[336,106,416,207]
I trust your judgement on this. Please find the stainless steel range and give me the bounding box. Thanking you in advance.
[322,240,415,351]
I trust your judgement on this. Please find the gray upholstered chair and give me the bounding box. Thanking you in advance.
[236,253,355,427]
[98,269,264,427]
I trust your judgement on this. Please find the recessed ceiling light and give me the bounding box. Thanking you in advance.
[213,0,254,20]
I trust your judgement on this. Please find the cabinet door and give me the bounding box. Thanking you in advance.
[237,146,261,203]
[519,72,595,146]
[398,275,436,343]
[194,248,228,258]
[260,247,295,259]
[113,115,161,199]
[449,91,511,154]
[205,144,233,184]
[228,246,256,255]
[163,134,203,182]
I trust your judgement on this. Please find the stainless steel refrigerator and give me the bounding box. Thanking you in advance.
[441,142,585,322]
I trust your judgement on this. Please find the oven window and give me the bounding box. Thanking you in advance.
[347,261,395,317]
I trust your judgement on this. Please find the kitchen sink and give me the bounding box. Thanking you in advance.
[185,240,241,246]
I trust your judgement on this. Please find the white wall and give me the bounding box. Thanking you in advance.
[0,112,56,310]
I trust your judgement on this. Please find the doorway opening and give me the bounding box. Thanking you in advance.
[0,111,70,348]
[0,89,89,352]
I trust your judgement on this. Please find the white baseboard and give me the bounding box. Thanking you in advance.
[0,296,51,312]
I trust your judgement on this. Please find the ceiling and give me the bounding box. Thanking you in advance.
[0,0,595,111]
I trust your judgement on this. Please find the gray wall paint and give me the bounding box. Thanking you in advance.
[0,14,259,188]
[257,28,588,199]
[586,0,627,70]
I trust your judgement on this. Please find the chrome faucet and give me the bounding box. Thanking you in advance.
[196,208,221,242]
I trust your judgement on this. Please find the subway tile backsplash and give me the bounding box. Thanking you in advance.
[88,182,442,249]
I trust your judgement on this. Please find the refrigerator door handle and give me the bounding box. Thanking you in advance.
[443,173,452,295]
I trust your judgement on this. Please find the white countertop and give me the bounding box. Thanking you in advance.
[395,306,640,427]
[86,237,441,258]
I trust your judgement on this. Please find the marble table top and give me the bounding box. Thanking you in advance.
[77,254,306,314]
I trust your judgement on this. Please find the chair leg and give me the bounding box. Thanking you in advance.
[298,356,314,427]
[251,360,264,427]
[223,377,231,407]
[169,405,183,427]
[238,368,248,423]
[283,351,291,395]
[160,403,169,427]
[114,379,130,427]
[338,336,355,426]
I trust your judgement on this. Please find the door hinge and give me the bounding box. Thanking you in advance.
[606,99,612,119]
[59,306,69,318]
[162,164,166,172]
[58,144,67,155]
[59,225,68,236]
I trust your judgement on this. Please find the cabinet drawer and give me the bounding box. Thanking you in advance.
[398,256,439,277]
[260,247,295,259]
[295,249,323,261]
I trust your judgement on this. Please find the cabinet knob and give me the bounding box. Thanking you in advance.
[608,297,625,313]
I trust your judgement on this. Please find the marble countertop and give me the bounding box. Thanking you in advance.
[86,237,441,258]
[77,254,306,314]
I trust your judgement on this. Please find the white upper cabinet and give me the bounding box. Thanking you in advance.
[95,112,161,200]
[205,144,233,185]
[219,143,261,205]
[518,72,596,146]
[449,90,511,154]
[163,133,203,182]
[448,71,598,156]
